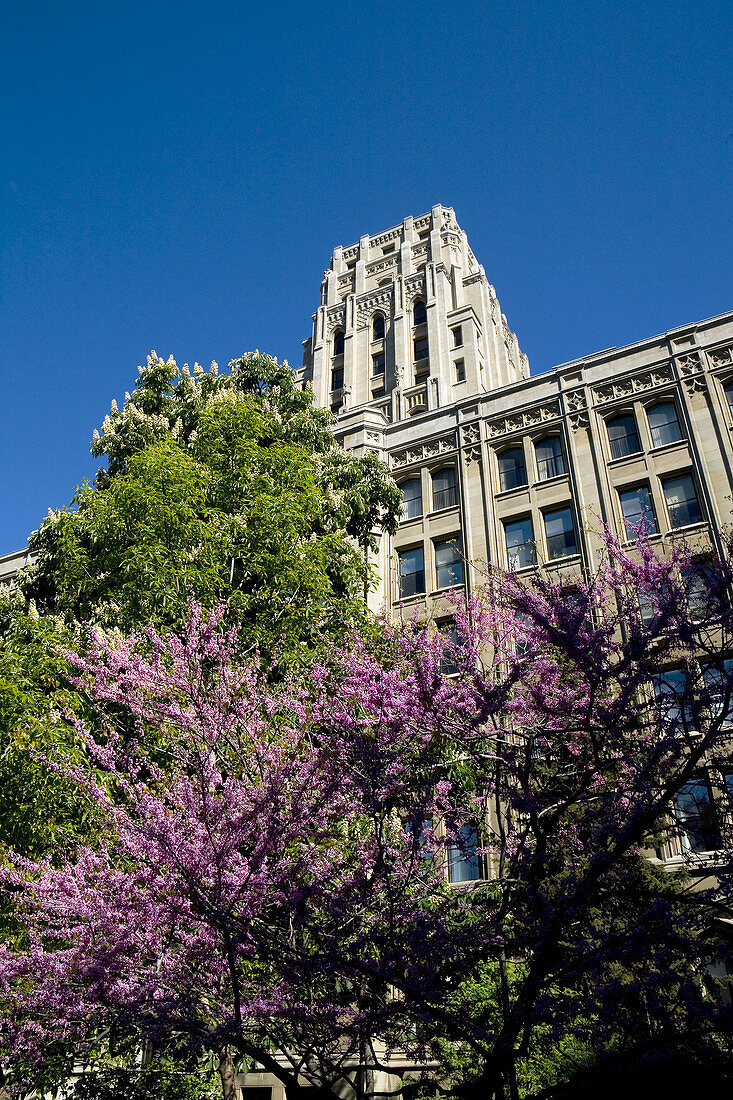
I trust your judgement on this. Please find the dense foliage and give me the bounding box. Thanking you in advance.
[2,529,732,1099]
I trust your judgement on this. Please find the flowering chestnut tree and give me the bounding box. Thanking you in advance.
[2,530,733,1098]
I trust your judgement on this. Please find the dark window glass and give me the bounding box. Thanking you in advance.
[413,299,427,326]
[414,336,429,362]
[432,468,458,511]
[400,478,422,520]
[372,353,385,376]
[504,517,535,570]
[448,824,481,883]
[543,507,577,559]
[682,564,720,620]
[438,623,461,675]
[654,668,692,733]
[372,313,385,341]
[455,359,466,382]
[498,447,527,492]
[398,547,425,599]
[333,331,344,357]
[619,485,657,538]
[648,403,682,448]
[607,413,641,459]
[535,437,565,481]
[703,660,733,727]
[435,539,463,589]
[725,383,733,416]
[331,367,344,392]
[663,474,702,529]
[674,779,721,853]
[452,326,463,348]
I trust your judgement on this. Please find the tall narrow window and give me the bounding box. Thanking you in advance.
[331,367,344,392]
[372,313,385,341]
[372,353,385,376]
[432,468,458,511]
[498,447,527,492]
[663,474,702,529]
[619,485,657,538]
[455,359,466,383]
[448,824,481,883]
[413,299,427,326]
[535,437,565,481]
[504,517,535,570]
[607,413,641,459]
[414,337,429,362]
[333,330,345,357]
[674,779,721,854]
[543,507,577,559]
[725,382,733,417]
[400,478,422,521]
[435,539,463,589]
[648,403,682,448]
[398,547,425,599]
[654,668,693,734]
[452,326,463,348]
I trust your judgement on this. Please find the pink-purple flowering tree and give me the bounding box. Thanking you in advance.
[2,529,733,1099]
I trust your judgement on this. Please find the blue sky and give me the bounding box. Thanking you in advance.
[1,0,731,553]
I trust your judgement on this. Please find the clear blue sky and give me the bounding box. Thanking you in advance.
[1,0,731,553]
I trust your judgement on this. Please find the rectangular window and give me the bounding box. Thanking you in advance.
[654,668,692,733]
[648,403,682,448]
[703,660,733,727]
[674,778,721,854]
[398,547,425,599]
[448,824,481,883]
[543,507,577,559]
[455,359,466,383]
[504,517,535,570]
[535,437,565,481]
[663,474,702,529]
[452,326,463,348]
[435,539,463,590]
[331,367,344,391]
[414,337,429,362]
[607,414,641,460]
[498,448,527,492]
[400,478,422,521]
[438,623,461,675]
[372,353,385,376]
[619,485,657,538]
[432,468,458,511]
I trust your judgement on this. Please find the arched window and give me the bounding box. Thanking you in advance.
[535,437,565,481]
[606,413,640,460]
[333,330,345,357]
[372,313,385,341]
[432,467,458,511]
[413,299,427,327]
[647,402,682,448]
[497,447,527,492]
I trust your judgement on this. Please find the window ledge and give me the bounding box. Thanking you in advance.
[649,439,687,456]
[495,484,530,500]
[398,515,424,527]
[667,521,707,536]
[607,450,645,468]
[394,593,427,607]
[545,552,582,567]
[427,504,460,518]
[430,584,464,598]
[534,473,570,488]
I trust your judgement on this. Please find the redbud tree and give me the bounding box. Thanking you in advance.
[1,529,733,1099]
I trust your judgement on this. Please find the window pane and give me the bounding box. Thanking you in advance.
[448,824,480,883]
[455,359,466,382]
[413,300,427,326]
[439,623,461,674]
[372,353,385,376]
[663,475,702,528]
[725,383,733,416]
[619,486,657,537]
[504,517,535,570]
[414,337,429,361]
[435,540,463,589]
[648,403,682,448]
[398,547,425,598]
[372,314,385,341]
[607,414,640,459]
[400,479,422,520]
[331,367,344,391]
[433,468,458,510]
[654,668,692,733]
[674,779,721,853]
[452,326,463,348]
[703,660,733,726]
[535,437,565,481]
[543,507,577,559]
[498,447,527,492]
[333,331,344,356]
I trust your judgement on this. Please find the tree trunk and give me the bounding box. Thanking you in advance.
[219,1045,238,1100]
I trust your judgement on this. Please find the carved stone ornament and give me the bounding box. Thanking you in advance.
[682,374,707,396]
[356,289,393,329]
[366,256,397,277]
[592,364,676,404]
[461,421,481,445]
[404,273,427,302]
[370,229,401,249]
[326,305,346,333]
[485,400,561,440]
[366,431,383,444]
[412,242,428,258]
[441,209,458,232]
[569,410,590,432]
[710,346,733,368]
[678,352,703,375]
[464,445,483,466]
[389,433,457,468]
[566,389,587,412]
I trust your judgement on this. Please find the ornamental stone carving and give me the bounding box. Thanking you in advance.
[464,445,483,466]
[326,305,346,333]
[592,364,675,404]
[566,390,587,412]
[485,401,561,440]
[461,422,481,445]
[389,434,457,468]
[404,273,427,301]
[569,410,589,432]
[710,346,733,368]
[678,352,703,374]
[682,374,708,396]
[356,289,393,329]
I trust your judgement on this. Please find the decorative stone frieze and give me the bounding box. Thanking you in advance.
[326,305,346,332]
[370,229,401,249]
[461,421,482,446]
[391,433,458,469]
[356,289,393,328]
[366,256,398,277]
[592,364,675,404]
[678,352,703,374]
[710,346,733,369]
[486,401,561,439]
[404,273,427,301]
